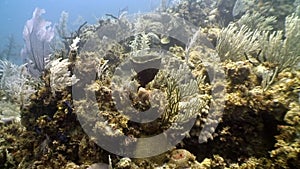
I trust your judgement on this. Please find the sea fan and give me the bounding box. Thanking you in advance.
[21,8,55,77]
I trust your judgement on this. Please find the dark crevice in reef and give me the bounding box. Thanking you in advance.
[180,106,281,164]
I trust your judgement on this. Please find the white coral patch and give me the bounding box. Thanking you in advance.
[49,58,79,95]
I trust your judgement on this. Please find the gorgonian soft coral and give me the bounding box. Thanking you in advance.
[21,8,55,77]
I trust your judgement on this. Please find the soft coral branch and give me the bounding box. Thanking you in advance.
[21,8,55,77]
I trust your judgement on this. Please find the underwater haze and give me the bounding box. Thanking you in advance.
[0,0,160,63]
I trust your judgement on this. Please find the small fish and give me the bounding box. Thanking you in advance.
[160,35,170,44]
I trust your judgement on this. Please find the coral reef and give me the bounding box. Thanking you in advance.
[0,1,300,169]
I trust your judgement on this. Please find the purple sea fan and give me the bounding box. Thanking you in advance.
[21,7,55,77]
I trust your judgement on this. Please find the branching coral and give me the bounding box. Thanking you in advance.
[236,11,277,31]
[56,11,69,38]
[0,60,35,123]
[216,24,260,61]
[0,101,21,123]
[233,0,298,30]
[217,12,300,69]
[48,58,79,96]
[0,60,35,105]
[217,12,300,90]
[258,13,300,72]
[152,63,208,125]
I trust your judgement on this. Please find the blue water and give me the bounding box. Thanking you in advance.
[0,0,162,63]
